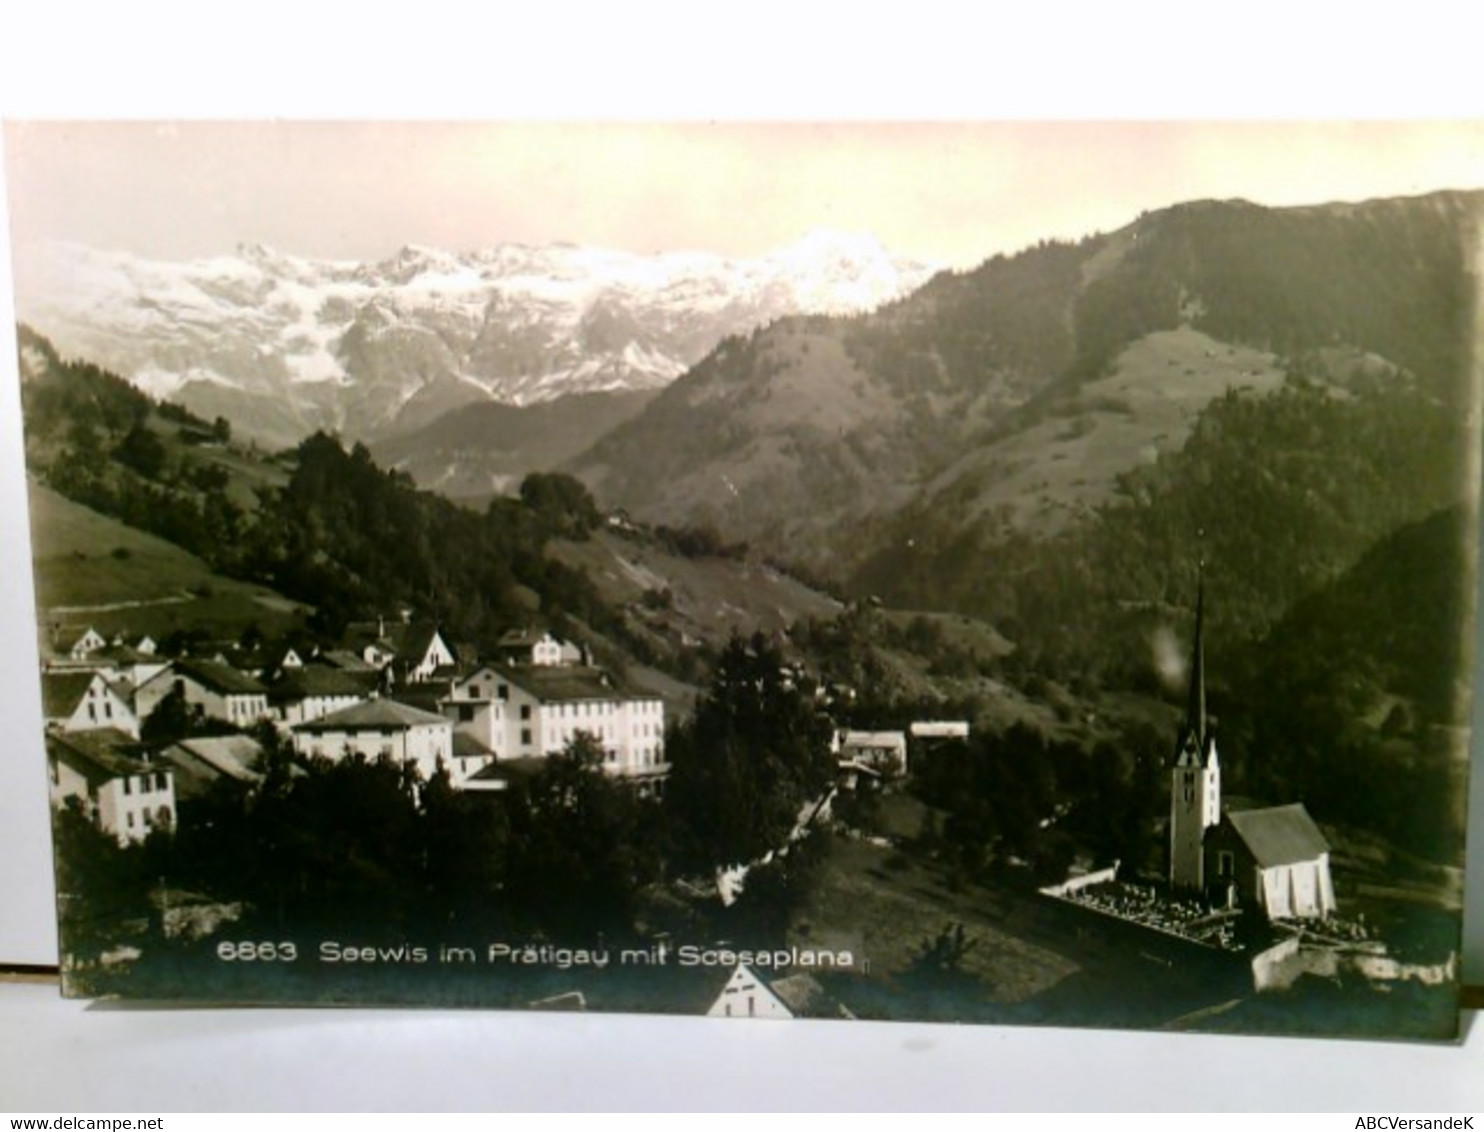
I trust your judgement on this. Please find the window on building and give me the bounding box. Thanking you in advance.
[458,704,475,722]
[521,728,532,745]
[498,685,509,701]
[520,705,531,720]
[122,777,132,796]
[156,772,168,792]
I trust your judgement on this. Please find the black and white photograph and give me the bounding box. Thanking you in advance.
[4,120,1481,1042]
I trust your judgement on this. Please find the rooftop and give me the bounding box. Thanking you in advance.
[294,697,449,733]
[498,663,654,704]
[40,671,102,717]
[176,659,268,696]
[1225,803,1331,868]
[267,666,378,702]
[48,728,153,781]
[163,735,265,784]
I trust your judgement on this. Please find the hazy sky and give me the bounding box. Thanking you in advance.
[8,121,1484,275]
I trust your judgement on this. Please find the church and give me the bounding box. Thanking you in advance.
[1167,577,1337,921]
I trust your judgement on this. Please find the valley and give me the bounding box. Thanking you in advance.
[11,185,1480,1036]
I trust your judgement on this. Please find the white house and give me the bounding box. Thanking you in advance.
[41,671,141,739]
[343,620,456,683]
[495,628,583,668]
[268,667,376,727]
[291,697,478,785]
[909,720,970,740]
[442,663,666,790]
[832,729,908,778]
[704,964,852,1020]
[706,963,796,1020]
[47,729,177,845]
[64,626,106,661]
[136,660,271,730]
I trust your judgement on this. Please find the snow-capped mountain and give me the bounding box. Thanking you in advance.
[17,233,937,447]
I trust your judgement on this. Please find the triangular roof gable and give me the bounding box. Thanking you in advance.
[41,671,106,718]
[67,627,105,654]
[400,623,448,665]
[706,963,794,1019]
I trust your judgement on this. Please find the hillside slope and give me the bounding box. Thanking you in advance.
[572,192,1481,579]
[27,480,304,649]
[369,389,657,502]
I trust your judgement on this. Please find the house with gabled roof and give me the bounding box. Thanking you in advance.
[832,729,908,779]
[268,666,377,727]
[291,696,479,784]
[342,618,457,683]
[705,963,854,1020]
[135,659,271,730]
[442,662,666,791]
[41,671,141,739]
[64,626,106,661]
[47,729,176,845]
[494,627,583,668]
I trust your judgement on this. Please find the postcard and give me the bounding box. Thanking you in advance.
[5,121,1479,1038]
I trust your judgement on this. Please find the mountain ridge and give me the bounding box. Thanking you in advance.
[568,190,1483,579]
[17,231,936,449]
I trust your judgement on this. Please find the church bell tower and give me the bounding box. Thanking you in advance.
[1169,570,1220,891]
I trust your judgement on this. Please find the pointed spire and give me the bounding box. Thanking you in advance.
[1184,562,1207,756]
[1173,537,1212,767]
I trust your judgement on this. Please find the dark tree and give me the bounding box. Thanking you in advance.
[505,733,660,934]
[663,633,835,871]
[112,424,168,480]
[518,472,601,539]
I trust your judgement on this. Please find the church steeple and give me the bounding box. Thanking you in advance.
[1175,566,1209,767]
[1169,557,1222,892]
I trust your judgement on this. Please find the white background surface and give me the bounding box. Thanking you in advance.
[2,3,1484,1110]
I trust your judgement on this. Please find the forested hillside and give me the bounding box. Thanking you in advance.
[19,326,627,652]
[573,192,1481,606]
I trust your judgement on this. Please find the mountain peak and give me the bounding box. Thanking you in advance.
[17,231,936,448]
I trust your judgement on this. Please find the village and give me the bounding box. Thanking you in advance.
[42,616,673,832]
[37,583,1458,1026]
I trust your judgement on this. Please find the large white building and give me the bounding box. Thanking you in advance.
[47,729,177,845]
[443,663,666,790]
[135,660,271,730]
[291,697,484,785]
